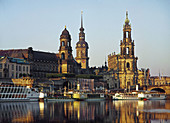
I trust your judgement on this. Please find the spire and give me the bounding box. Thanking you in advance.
[125,10,130,24]
[126,10,128,19]
[65,25,66,29]
[80,11,84,32]
[81,11,83,28]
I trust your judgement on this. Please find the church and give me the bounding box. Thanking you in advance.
[0,12,89,78]
[108,11,150,89]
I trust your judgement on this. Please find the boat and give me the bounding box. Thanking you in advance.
[112,91,166,100]
[0,84,43,102]
[72,92,87,101]
[138,91,166,100]
[112,92,138,100]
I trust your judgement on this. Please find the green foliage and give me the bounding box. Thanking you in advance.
[46,73,75,78]
[75,74,103,79]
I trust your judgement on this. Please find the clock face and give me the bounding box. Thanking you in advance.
[83,44,85,47]
[78,44,81,47]
[82,60,85,63]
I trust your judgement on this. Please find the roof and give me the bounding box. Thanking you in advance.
[33,51,58,61]
[0,49,28,59]
[0,56,29,64]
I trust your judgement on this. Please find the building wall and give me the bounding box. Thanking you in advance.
[0,57,30,79]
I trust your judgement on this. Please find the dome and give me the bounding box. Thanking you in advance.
[125,18,130,24]
[60,27,71,39]
[61,28,70,35]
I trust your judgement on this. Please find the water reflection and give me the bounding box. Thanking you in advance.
[0,100,170,122]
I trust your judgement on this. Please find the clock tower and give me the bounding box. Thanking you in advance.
[75,11,89,70]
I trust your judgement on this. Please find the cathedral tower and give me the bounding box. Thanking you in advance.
[58,26,73,73]
[75,11,89,69]
[108,11,138,89]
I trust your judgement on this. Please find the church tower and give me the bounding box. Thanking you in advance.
[75,11,89,70]
[108,11,138,89]
[58,26,73,73]
[118,11,138,88]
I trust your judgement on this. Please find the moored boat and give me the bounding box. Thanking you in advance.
[112,92,138,100]
[0,84,41,102]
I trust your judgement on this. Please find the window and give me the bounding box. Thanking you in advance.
[26,66,28,72]
[127,47,129,55]
[67,41,70,46]
[62,41,65,46]
[0,72,2,78]
[127,62,130,69]
[61,53,65,60]
[12,64,14,70]
[126,31,128,38]
[16,66,18,71]
[19,66,21,71]
[0,64,2,69]
[23,66,25,71]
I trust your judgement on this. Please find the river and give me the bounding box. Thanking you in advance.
[0,100,170,123]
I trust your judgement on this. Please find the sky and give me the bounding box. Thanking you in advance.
[0,0,170,76]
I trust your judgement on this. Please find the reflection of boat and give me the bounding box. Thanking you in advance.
[0,102,40,123]
[112,92,138,100]
[86,93,106,101]
[0,84,40,102]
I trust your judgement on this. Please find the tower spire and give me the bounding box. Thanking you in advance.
[81,11,83,28]
[80,11,84,32]
[126,10,128,19]
[125,10,130,24]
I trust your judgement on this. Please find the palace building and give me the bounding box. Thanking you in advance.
[0,12,89,78]
[108,11,150,89]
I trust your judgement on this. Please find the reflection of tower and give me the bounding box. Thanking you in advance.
[58,26,73,73]
[75,11,89,70]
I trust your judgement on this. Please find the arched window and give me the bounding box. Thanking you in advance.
[61,53,65,60]
[126,31,128,38]
[127,47,129,55]
[127,62,130,69]
[67,41,70,46]
[62,41,65,46]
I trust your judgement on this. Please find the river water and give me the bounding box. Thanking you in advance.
[0,100,170,123]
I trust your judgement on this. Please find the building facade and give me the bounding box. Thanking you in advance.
[0,56,30,78]
[108,11,149,89]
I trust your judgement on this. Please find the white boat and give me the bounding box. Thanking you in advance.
[113,91,166,100]
[0,84,41,102]
[138,91,166,100]
[112,92,138,100]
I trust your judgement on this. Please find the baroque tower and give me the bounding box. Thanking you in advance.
[108,11,138,89]
[75,11,89,70]
[58,26,74,73]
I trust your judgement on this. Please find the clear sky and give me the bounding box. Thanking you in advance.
[0,0,170,76]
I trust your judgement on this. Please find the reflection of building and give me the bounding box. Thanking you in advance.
[0,56,30,78]
[108,11,150,89]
